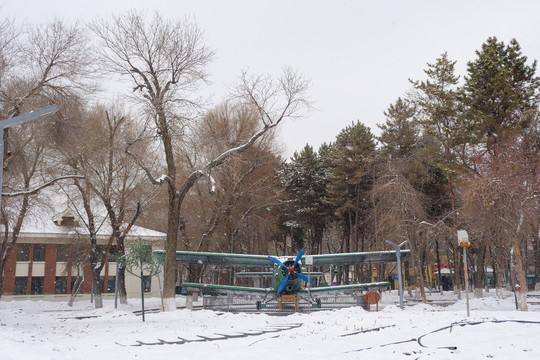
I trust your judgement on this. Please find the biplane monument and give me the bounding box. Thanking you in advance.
[156,248,410,310]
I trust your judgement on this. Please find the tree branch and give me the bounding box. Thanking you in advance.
[2,175,84,197]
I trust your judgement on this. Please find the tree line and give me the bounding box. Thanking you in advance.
[280,39,539,310]
[0,11,538,311]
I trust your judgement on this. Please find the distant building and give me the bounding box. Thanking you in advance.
[1,204,165,301]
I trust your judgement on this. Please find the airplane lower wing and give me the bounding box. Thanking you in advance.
[181,282,271,296]
[234,271,326,278]
[300,281,391,295]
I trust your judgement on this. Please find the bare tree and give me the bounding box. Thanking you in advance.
[176,102,283,283]
[0,17,18,90]
[49,101,157,308]
[462,136,538,310]
[370,161,429,303]
[0,19,92,298]
[91,11,311,310]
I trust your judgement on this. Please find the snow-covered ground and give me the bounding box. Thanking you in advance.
[1,291,540,359]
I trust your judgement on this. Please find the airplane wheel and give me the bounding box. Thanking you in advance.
[316,298,322,308]
[256,301,262,310]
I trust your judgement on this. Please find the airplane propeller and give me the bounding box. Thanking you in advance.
[269,248,314,293]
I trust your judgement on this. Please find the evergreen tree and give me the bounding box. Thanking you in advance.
[377,97,418,159]
[410,52,462,223]
[462,37,540,155]
[279,144,330,253]
[327,122,376,268]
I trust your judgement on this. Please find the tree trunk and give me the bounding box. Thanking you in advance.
[0,275,4,300]
[162,192,181,312]
[534,236,540,291]
[92,269,103,309]
[454,244,462,299]
[475,242,487,298]
[68,274,83,307]
[435,239,443,293]
[118,266,128,305]
[490,245,504,298]
[510,235,528,311]
[404,261,413,297]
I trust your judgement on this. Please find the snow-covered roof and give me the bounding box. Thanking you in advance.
[6,188,165,239]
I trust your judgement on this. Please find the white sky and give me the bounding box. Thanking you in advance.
[2,0,540,157]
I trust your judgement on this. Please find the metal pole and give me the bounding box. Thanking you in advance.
[140,259,145,322]
[464,246,470,317]
[114,264,120,309]
[386,240,407,310]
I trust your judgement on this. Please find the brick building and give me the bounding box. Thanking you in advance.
[1,206,165,300]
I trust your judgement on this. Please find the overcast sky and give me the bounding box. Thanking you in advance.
[3,0,540,157]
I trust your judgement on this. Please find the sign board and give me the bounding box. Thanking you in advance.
[391,274,399,280]
[305,255,313,266]
[457,230,469,245]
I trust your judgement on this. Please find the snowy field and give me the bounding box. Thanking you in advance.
[1,291,540,360]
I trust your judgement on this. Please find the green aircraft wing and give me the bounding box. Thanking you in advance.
[300,281,391,295]
[303,250,410,267]
[154,249,410,268]
[181,282,271,296]
[153,250,272,268]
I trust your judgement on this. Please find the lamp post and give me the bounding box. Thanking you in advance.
[386,240,408,310]
[457,230,471,317]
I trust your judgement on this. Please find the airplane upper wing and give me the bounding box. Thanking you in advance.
[181,282,271,296]
[155,249,410,267]
[304,250,410,267]
[299,281,391,295]
[154,250,273,268]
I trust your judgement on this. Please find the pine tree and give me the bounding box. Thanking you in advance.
[410,53,465,295]
[462,37,540,155]
[279,144,330,253]
[377,97,418,159]
[326,122,376,283]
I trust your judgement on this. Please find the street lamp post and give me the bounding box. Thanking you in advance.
[386,240,408,310]
[458,230,471,317]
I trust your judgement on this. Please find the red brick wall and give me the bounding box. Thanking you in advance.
[82,261,92,293]
[2,244,18,295]
[26,244,34,295]
[43,244,57,294]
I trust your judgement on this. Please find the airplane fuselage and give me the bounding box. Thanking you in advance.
[271,257,304,294]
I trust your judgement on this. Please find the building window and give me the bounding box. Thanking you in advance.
[33,244,46,262]
[31,277,44,295]
[57,244,70,262]
[14,277,27,295]
[100,276,116,293]
[143,276,152,292]
[16,244,30,261]
[55,277,68,294]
